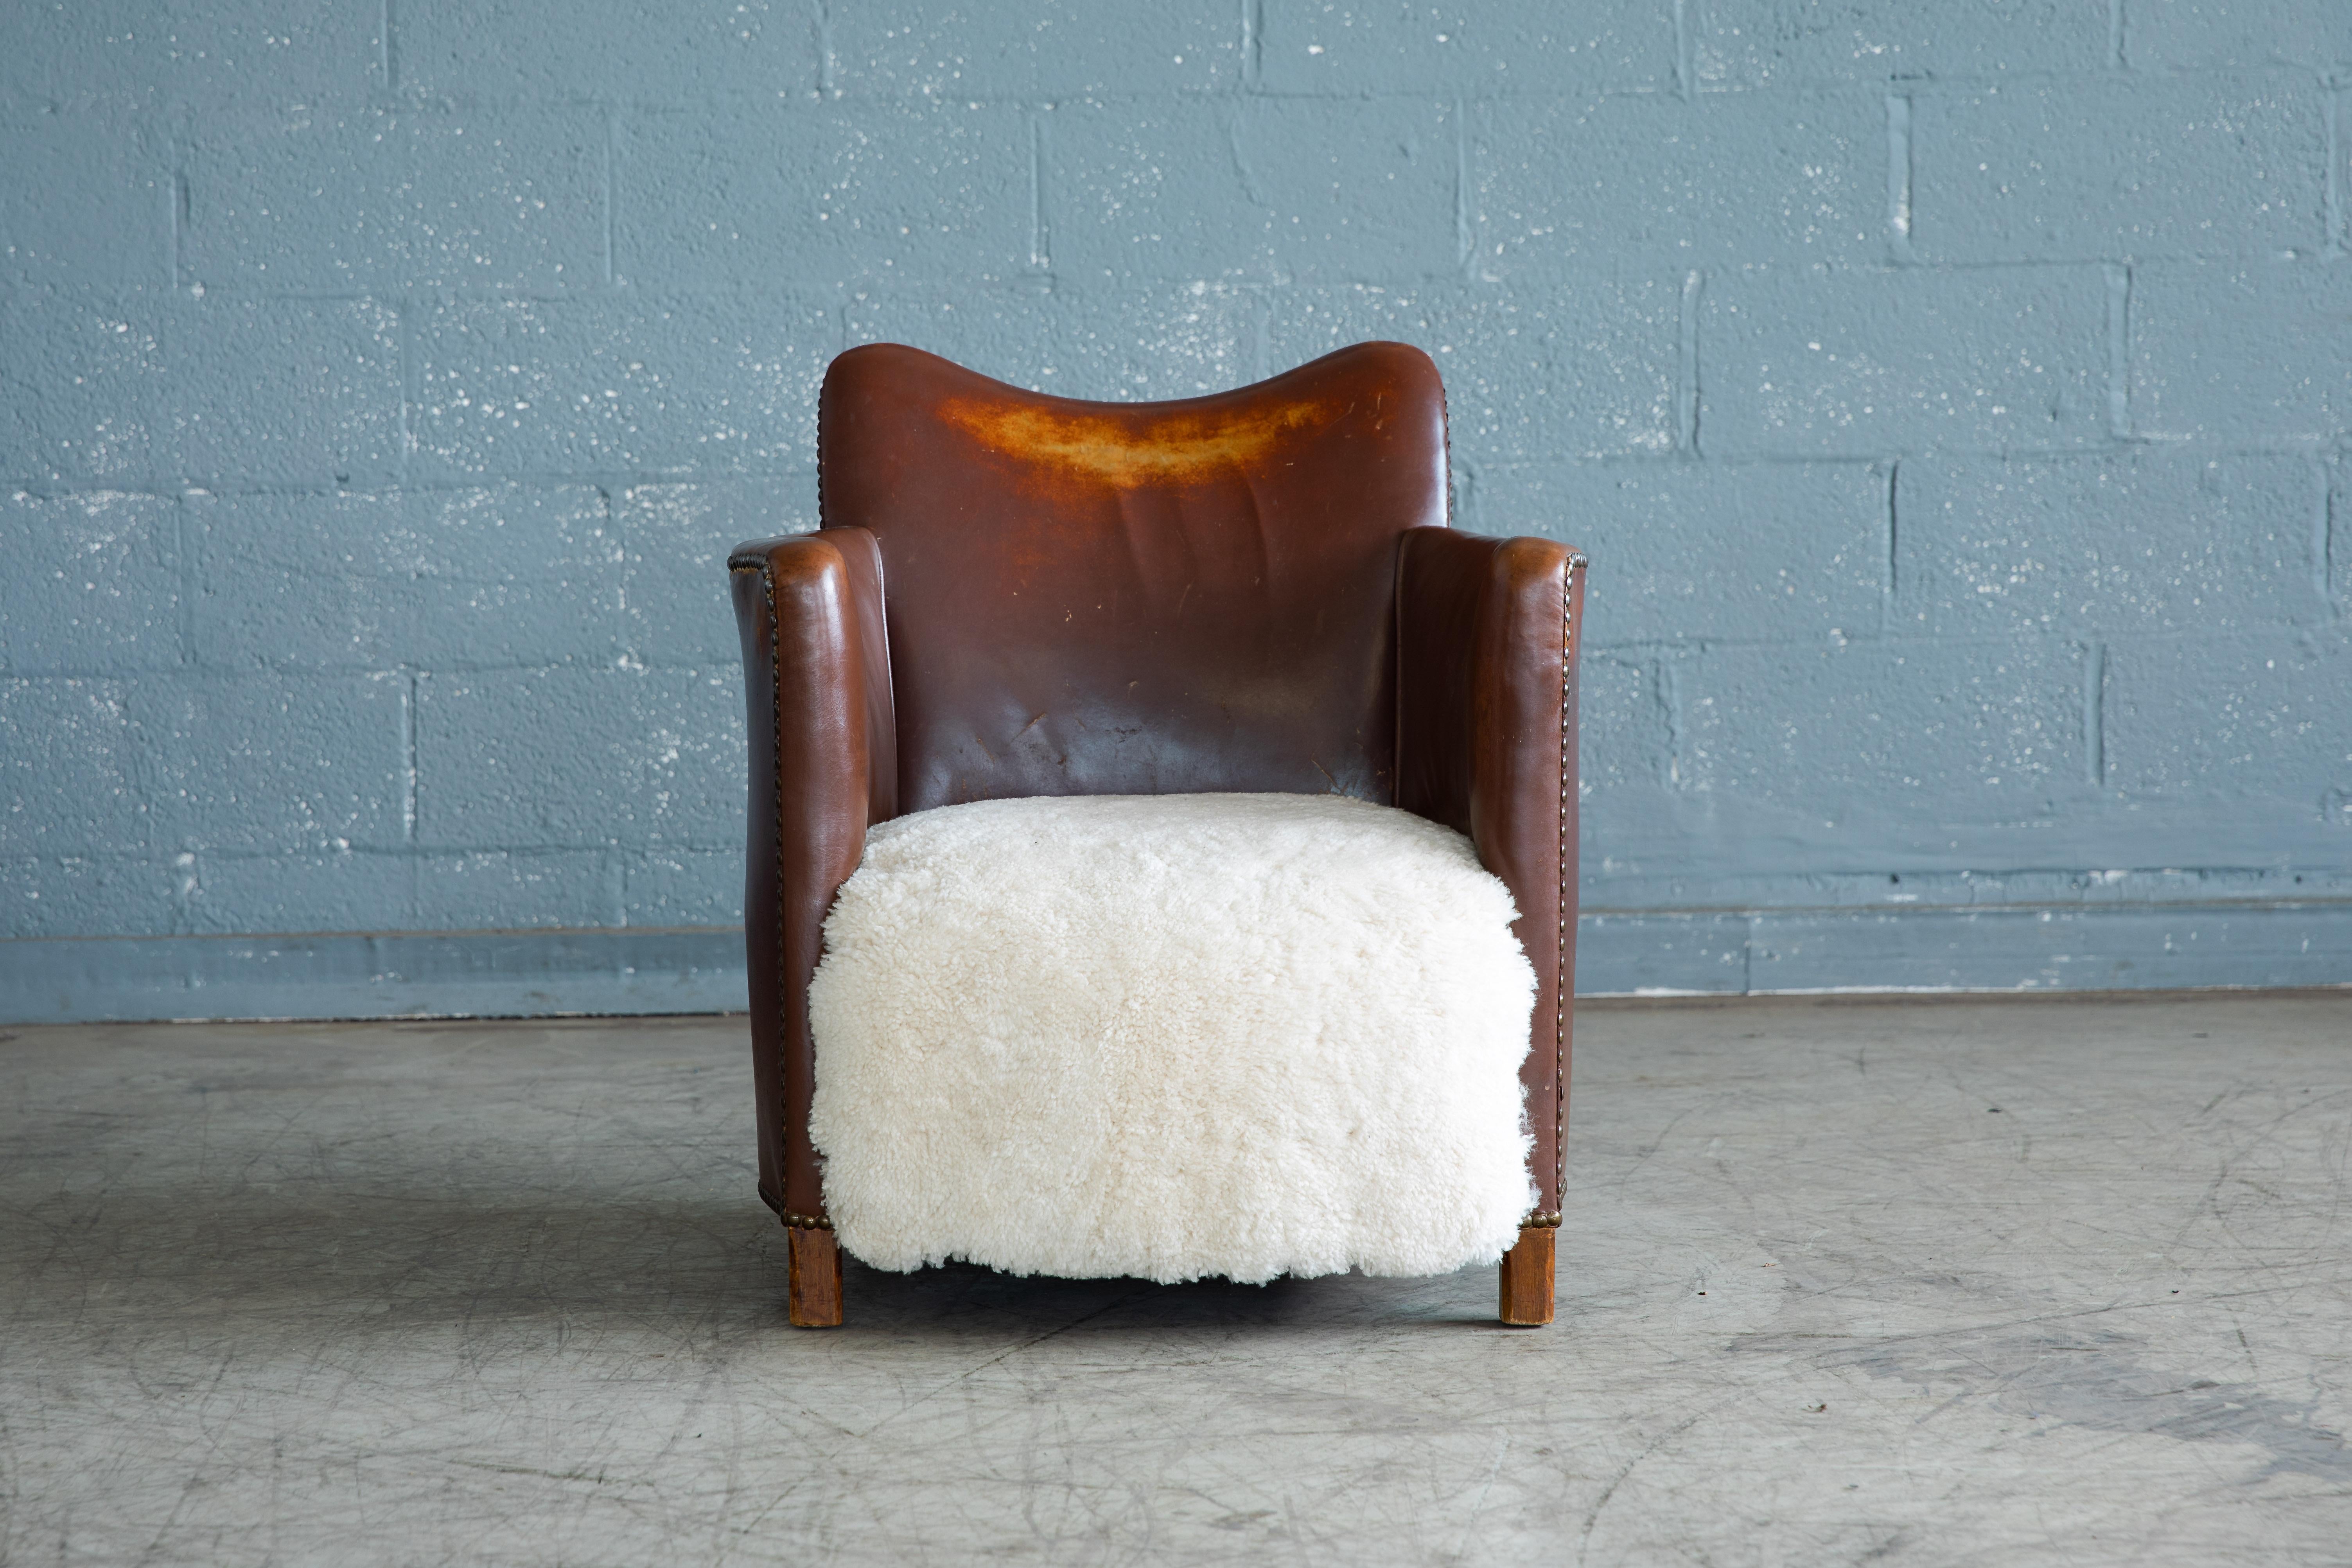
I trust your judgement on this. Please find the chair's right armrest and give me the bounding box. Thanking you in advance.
[728,528,896,1227]
[1394,526,1587,1223]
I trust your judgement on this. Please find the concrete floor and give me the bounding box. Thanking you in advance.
[1,995,2347,1566]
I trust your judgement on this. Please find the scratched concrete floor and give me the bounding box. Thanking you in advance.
[2,994,2347,1566]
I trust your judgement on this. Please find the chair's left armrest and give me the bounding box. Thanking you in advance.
[729,527,896,1226]
[1394,527,1588,1221]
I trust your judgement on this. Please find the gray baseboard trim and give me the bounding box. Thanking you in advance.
[3,903,2347,1024]
[0,928,752,1024]
[1580,901,2352,997]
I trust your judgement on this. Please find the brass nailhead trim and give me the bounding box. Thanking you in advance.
[768,561,807,1227]
[1554,553,1584,1221]
[735,559,829,1232]
[1524,1211,1563,1229]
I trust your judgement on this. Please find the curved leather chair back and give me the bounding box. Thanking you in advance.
[817,341,1449,813]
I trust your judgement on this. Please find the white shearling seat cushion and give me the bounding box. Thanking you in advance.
[806,792,1538,1285]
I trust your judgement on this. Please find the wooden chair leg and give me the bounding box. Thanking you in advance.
[787,1225,844,1327]
[1498,1224,1555,1326]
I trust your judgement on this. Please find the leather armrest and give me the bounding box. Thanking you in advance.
[1394,527,1587,1218]
[728,528,896,1223]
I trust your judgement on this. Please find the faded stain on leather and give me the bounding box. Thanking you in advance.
[937,395,1341,487]
[731,340,1587,1230]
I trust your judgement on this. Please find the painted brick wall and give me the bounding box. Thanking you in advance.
[3,0,2348,1013]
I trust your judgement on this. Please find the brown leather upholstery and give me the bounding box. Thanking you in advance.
[727,528,892,1224]
[730,340,1586,1235]
[1396,528,1586,1218]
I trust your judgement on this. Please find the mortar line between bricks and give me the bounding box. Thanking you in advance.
[1242,0,1262,91]
[170,846,199,936]
[1550,894,2352,918]
[168,159,187,293]
[1885,95,1914,263]
[0,474,818,503]
[2083,641,2106,789]
[2317,457,2339,616]
[1672,0,1692,101]
[413,78,2178,111]
[600,483,626,661]
[815,0,835,97]
[1849,256,2193,273]
[96,654,754,678]
[1452,95,1471,275]
[1677,270,1702,455]
[1659,657,1687,794]
[153,286,389,304]
[0,923,762,947]
[402,672,420,845]
[172,495,194,668]
[1224,107,1266,210]
[16,897,2348,949]
[1883,460,1899,633]
[1583,625,2304,654]
[2105,265,2131,439]
[2327,84,2344,257]
[380,0,397,92]
[395,295,414,485]
[1029,112,1050,273]
[601,110,617,287]
[2107,0,2125,71]
[17,626,2197,681]
[1488,455,1887,474]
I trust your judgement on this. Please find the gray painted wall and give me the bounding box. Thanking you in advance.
[3,1,2348,1020]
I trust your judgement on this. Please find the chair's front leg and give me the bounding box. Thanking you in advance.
[1498,1225,1555,1326]
[788,1225,844,1328]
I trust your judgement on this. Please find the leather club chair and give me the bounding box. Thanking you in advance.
[729,341,1587,1328]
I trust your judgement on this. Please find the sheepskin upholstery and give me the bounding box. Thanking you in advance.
[806,792,1537,1284]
